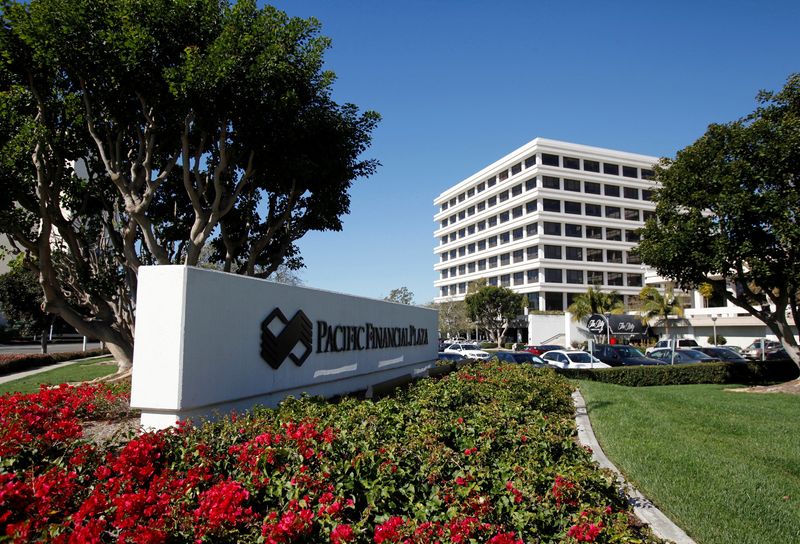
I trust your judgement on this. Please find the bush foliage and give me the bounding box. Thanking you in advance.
[559,360,799,387]
[0,362,660,543]
[0,348,109,376]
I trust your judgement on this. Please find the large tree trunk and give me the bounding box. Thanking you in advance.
[40,327,48,354]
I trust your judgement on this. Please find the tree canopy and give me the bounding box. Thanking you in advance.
[464,284,524,346]
[384,287,415,305]
[0,0,380,368]
[567,286,623,322]
[635,74,800,366]
[637,286,684,339]
[0,256,51,352]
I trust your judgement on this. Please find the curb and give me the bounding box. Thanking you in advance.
[572,390,696,544]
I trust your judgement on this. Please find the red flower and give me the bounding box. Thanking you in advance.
[331,523,354,543]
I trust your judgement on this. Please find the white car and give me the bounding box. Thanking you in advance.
[541,350,610,369]
[444,343,490,360]
[645,338,699,356]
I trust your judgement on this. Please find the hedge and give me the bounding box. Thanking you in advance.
[0,348,110,376]
[558,359,799,387]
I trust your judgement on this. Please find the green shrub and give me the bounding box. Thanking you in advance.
[559,360,799,386]
[480,342,497,349]
[0,348,109,375]
[707,335,727,345]
[503,342,514,349]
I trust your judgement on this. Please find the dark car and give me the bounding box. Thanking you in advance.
[524,344,564,356]
[589,344,667,366]
[438,351,465,362]
[649,348,720,364]
[764,348,790,361]
[695,347,748,363]
[492,352,548,367]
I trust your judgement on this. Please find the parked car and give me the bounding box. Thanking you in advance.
[645,338,700,356]
[541,350,610,369]
[492,352,548,367]
[444,343,490,360]
[589,344,666,366]
[524,344,565,356]
[649,348,720,364]
[438,352,465,362]
[764,348,790,361]
[743,340,782,360]
[694,346,748,363]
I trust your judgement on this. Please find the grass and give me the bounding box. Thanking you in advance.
[0,357,118,395]
[577,381,800,544]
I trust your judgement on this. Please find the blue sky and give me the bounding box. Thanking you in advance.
[268,0,799,304]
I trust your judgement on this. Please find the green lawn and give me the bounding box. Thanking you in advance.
[0,357,118,395]
[577,381,800,544]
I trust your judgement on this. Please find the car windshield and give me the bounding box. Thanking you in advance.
[512,353,538,363]
[614,346,644,358]
[566,352,597,364]
[681,349,712,359]
[463,344,481,351]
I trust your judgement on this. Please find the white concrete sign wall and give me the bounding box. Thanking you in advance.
[130,266,438,429]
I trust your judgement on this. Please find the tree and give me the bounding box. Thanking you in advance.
[0,0,379,370]
[464,285,524,346]
[636,74,800,367]
[433,299,472,339]
[567,286,624,321]
[637,286,684,340]
[0,257,52,353]
[384,287,414,305]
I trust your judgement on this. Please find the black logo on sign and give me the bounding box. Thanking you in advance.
[260,308,312,369]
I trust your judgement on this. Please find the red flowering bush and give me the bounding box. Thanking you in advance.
[0,362,661,543]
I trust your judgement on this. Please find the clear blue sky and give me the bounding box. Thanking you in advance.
[268,0,799,304]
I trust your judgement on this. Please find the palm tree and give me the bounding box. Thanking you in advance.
[638,286,684,338]
[568,286,624,321]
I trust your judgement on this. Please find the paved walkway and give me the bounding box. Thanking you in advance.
[0,355,111,385]
[572,390,696,544]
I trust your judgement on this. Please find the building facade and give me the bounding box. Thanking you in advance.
[434,138,658,311]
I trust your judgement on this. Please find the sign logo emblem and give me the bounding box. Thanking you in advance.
[260,308,312,369]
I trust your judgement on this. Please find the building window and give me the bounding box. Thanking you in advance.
[526,223,538,236]
[527,269,539,283]
[642,189,654,201]
[525,177,537,191]
[564,178,581,192]
[458,193,465,202]
[525,156,536,168]
[586,248,603,262]
[543,176,560,189]
[583,159,600,172]
[564,201,581,214]
[458,228,465,238]
[441,253,448,262]
[625,229,640,242]
[487,176,497,188]
[467,206,475,216]
[643,210,655,221]
[441,286,449,297]
[448,233,456,243]
[512,205,523,219]
[544,245,562,259]
[584,181,601,194]
[542,153,560,167]
[488,196,497,207]
[566,246,583,261]
[467,225,475,235]
[458,264,466,274]
[563,156,580,169]
[500,253,510,266]
[605,206,621,219]
[441,202,448,211]
[500,232,510,244]
[488,256,498,268]
[622,166,638,178]
[566,269,584,284]
[513,249,524,263]
[441,236,447,245]
[477,220,486,231]
[624,187,639,199]
[467,262,475,273]
[543,198,561,213]
[511,163,522,175]
[606,250,623,263]
[449,198,457,206]
[606,228,622,241]
[543,222,561,236]
[511,184,522,197]
[458,210,465,220]
[512,227,524,241]
[499,190,509,202]
[626,251,641,264]
[441,269,448,279]
[641,168,654,180]
[603,163,620,176]
[459,283,467,294]
[604,184,620,197]
[477,201,486,212]
[488,276,498,286]
[544,291,564,310]
[478,239,486,251]
[526,200,537,213]
[499,211,509,223]
[526,246,538,259]
[585,203,602,217]
[565,224,582,238]
[458,247,466,257]
[488,235,497,248]
[587,270,603,285]
[498,170,509,181]
[544,268,563,283]
[513,271,524,285]
[607,272,623,286]
[627,273,643,287]
[467,243,476,254]
[478,259,486,271]
[467,187,475,198]
[625,208,640,221]
[488,216,497,227]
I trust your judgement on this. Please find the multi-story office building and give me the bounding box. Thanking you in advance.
[433,138,658,312]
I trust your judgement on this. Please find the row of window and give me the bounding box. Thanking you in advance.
[440,223,643,262]
[439,156,655,214]
[439,269,644,297]
[540,153,653,180]
[439,246,642,279]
